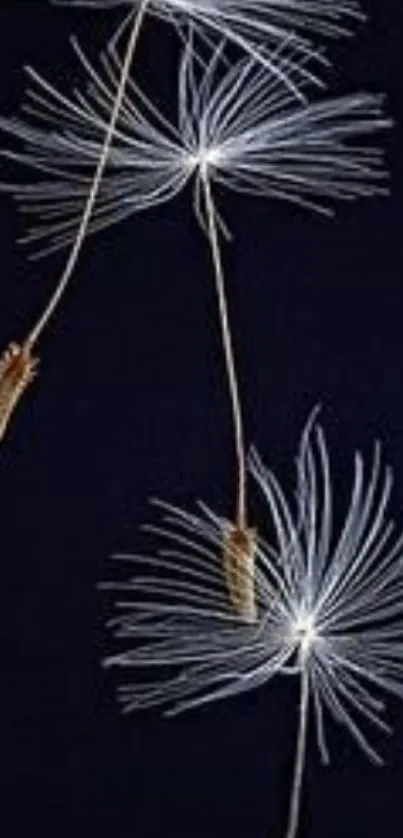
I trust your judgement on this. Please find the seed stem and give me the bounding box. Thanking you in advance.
[26,0,150,349]
[285,668,310,838]
[201,170,247,529]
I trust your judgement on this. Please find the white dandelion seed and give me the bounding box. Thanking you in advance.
[30,0,368,330]
[2,0,365,366]
[103,413,403,838]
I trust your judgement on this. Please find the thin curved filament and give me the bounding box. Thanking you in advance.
[26,0,150,348]
[201,168,256,620]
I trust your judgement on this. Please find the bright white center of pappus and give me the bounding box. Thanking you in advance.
[291,611,318,658]
[185,144,222,171]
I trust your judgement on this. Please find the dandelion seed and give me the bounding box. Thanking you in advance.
[1,0,363,394]
[0,342,38,441]
[103,414,403,838]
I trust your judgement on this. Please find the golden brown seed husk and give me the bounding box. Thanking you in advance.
[223,525,257,623]
[0,342,38,441]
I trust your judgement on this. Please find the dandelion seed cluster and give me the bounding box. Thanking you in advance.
[0,2,400,838]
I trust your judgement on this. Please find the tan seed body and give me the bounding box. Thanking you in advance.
[223,525,257,622]
[0,342,38,441]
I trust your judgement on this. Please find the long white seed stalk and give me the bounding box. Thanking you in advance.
[201,169,247,530]
[285,668,310,838]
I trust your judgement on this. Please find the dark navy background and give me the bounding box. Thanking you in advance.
[0,1,402,836]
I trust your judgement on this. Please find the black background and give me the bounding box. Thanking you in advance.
[0,1,402,836]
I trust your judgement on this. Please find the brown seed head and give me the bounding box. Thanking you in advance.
[223,525,257,623]
[0,342,38,442]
